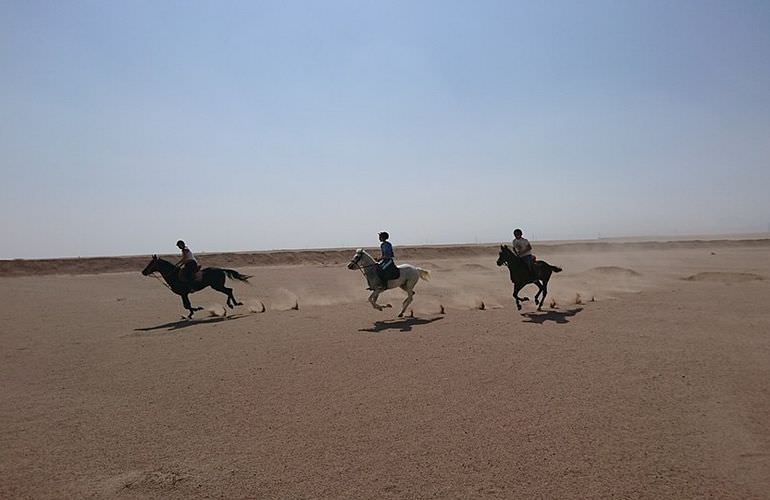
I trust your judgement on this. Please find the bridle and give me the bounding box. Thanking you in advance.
[349,252,378,273]
[498,248,514,268]
[150,272,173,291]
[145,259,173,291]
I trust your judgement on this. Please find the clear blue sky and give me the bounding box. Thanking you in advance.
[1,0,769,258]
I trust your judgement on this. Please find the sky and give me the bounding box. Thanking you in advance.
[1,0,769,259]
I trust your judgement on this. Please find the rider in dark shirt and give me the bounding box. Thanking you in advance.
[377,231,394,289]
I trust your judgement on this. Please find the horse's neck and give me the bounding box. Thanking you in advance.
[506,253,524,271]
[156,259,178,284]
[359,251,376,266]
[359,252,378,283]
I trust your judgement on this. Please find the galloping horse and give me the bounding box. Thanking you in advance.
[141,255,251,318]
[348,249,431,317]
[496,245,562,311]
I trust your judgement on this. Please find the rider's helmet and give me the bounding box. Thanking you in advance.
[513,229,523,238]
[176,240,185,248]
[378,231,389,241]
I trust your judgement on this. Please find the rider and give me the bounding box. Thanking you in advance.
[512,228,535,276]
[377,231,395,289]
[175,239,199,282]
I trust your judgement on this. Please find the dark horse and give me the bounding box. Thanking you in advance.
[141,255,251,318]
[496,245,562,311]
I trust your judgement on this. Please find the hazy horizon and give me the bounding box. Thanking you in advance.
[3,231,770,261]
[2,1,769,259]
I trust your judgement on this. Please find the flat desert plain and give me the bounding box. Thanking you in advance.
[1,239,769,498]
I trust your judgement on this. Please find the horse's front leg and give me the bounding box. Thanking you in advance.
[181,294,202,319]
[368,290,384,311]
[512,284,528,311]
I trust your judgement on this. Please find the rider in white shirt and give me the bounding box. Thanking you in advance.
[512,228,535,275]
[176,239,199,282]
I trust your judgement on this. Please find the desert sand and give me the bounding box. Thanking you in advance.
[1,239,769,498]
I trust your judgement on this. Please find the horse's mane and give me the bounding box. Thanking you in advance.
[152,257,177,272]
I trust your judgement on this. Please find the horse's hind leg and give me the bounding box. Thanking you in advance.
[230,289,243,307]
[539,276,551,311]
[534,280,545,306]
[212,284,239,308]
[398,285,415,318]
[225,286,243,307]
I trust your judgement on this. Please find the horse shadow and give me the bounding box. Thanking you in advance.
[521,307,583,324]
[359,316,443,333]
[133,314,249,333]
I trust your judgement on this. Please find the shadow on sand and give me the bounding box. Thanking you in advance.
[359,316,443,333]
[522,307,583,324]
[134,314,250,333]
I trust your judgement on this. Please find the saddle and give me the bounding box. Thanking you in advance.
[178,267,203,283]
[370,260,400,289]
[381,260,400,280]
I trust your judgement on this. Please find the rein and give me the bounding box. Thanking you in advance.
[350,255,381,285]
[148,260,178,291]
[352,262,379,270]
[150,272,173,291]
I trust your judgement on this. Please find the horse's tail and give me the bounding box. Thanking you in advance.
[547,264,562,273]
[417,268,431,281]
[223,269,252,282]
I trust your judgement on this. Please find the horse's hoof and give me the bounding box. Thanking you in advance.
[227,304,234,309]
[398,313,404,318]
[521,297,529,302]
[516,305,522,311]
[235,302,243,306]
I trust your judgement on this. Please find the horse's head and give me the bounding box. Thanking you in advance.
[496,245,511,267]
[141,254,159,275]
[347,249,364,270]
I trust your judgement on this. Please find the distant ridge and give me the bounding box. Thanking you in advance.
[2,238,769,277]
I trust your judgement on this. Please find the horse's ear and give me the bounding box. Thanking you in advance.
[152,254,157,259]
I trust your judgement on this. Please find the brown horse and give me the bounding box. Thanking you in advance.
[142,255,251,318]
[496,245,562,311]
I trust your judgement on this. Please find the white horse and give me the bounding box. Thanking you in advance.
[347,249,431,317]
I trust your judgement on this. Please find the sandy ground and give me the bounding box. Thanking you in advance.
[1,241,769,498]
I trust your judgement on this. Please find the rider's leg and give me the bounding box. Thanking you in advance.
[524,256,535,278]
[378,260,392,289]
[183,262,196,282]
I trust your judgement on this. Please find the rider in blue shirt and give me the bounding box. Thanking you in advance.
[377,231,394,288]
